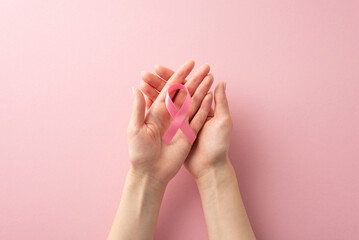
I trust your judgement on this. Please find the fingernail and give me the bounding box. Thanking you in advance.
[206,73,214,81]
[223,82,226,91]
[132,87,135,96]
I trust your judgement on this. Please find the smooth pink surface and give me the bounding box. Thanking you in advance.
[1,0,358,239]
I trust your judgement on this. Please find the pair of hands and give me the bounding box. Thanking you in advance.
[127,60,232,186]
[109,61,255,240]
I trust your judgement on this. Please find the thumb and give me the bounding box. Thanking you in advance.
[214,82,230,117]
[130,88,146,128]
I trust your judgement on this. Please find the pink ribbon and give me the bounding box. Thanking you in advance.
[162,84,196,145]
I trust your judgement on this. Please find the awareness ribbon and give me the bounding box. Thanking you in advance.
[162,84,196,145]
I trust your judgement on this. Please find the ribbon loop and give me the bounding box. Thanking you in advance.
[162,84,196,145]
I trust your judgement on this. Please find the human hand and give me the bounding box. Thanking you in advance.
[127,60,214,185]
[140,65,232,179]
[109,61,253,240]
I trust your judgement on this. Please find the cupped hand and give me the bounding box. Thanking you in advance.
[127,60,214,184]
[140,64,233,179]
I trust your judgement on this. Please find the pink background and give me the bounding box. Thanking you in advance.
[1,0,359,239]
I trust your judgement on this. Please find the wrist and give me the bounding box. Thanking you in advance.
[195,157,238,192]
[111,167,167,240]
[127,166,168,194]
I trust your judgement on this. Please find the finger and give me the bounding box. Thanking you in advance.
[214,82,230,116]
[154,65,174,81]
[154,64,209,98]
[144,95,153,110]
[208,107,214,118]
[141,71,166,92]
[188,74,214,120]
[154,65,192,101]
[190,92,213,135]
[130,88,146,128]
[173,63,210,106]
[153,65,177,99]
[140,80,159,102]
[155,59,195,104]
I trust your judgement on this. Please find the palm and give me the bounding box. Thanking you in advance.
[140,64,231,179]
[185,113,232,178]
[143,105,193,181]
[128,60,213,183]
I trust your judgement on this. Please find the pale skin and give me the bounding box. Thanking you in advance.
[107,60,256,240]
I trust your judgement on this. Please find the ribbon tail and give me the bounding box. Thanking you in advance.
[180,123,196,144]
[162,123,180,145]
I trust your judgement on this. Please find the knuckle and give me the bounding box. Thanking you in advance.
[220,115,232,127]
[140,82,153,96]
[192,94,199,104]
